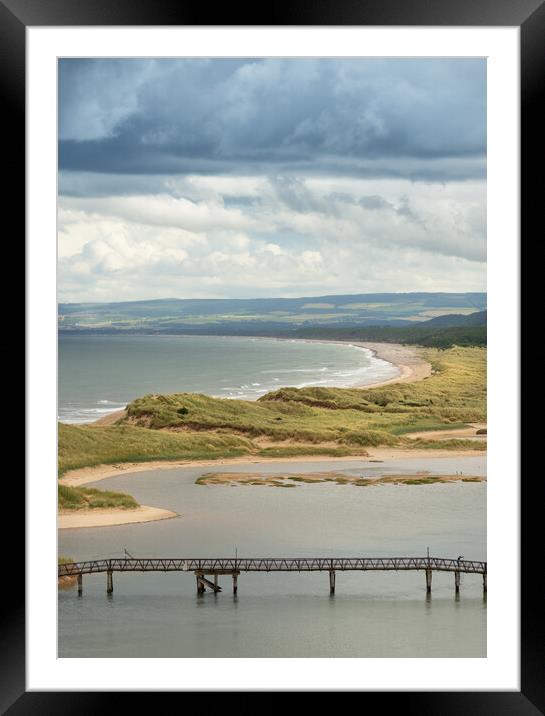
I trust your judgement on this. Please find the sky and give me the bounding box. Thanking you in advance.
[58,58,486,303]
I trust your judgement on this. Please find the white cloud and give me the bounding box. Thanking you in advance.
[58,174,485,302]
[60,194,260,233]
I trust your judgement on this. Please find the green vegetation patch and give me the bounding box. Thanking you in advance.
[58,484,139,510]
[403,477,446,485]
[256,446,369,458]
[390,420,469,436]
[404,438,485,451]
[58,423,254,474]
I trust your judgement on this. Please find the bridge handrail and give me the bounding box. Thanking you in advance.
[58,556,487,577]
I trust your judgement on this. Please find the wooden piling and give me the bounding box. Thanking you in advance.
[425,568,432,594]
[106,570,113,594]
[483,573,487,594]
[329,569,336,595]
[233,572,238,595]
[77,573,83,596]
[455,570,460,594]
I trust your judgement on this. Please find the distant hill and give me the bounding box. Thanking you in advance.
[289,324,486,349]
[284,309,487,348]
[418,310,487,327]
[58,292,486,334]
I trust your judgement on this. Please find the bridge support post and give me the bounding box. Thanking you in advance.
[106,570,113,594]
[329,570,336,595]
[232,572,238,595]
[77,573,83,596]
[483,573,487,594]
[454,570,460,594]
[214,573,218,591]
[425,569,432,595]
[196,573,205,594]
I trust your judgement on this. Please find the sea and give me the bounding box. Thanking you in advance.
[58,334,399,423]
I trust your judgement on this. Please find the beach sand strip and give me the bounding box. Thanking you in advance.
[58,505,178,529]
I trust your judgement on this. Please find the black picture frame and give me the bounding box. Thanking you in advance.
[10,0,536,709]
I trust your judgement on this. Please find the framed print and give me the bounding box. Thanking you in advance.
[10,0,538,709]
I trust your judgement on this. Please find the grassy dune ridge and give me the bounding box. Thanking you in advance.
[123,347,485,442]
[260,347,485,420]
[58,346,486,477]
[58,424,254,475]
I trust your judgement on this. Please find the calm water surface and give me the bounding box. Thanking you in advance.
[58,455,486,658]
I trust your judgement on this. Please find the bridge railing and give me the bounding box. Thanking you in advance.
[58,556,487,577]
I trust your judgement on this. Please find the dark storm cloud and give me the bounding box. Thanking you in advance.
[58,58,486,181]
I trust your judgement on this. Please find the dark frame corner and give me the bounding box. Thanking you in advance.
[11,0,539,710]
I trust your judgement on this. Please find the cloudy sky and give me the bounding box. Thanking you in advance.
[58,58,486,302]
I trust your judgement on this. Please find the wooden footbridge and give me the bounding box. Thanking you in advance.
[59,556,487,597]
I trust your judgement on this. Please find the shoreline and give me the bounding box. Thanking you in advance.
[87,340,431,427]
[265,338,432,389]
[58,505,178,530]
[348,341,431,388]
[60,447,485,488]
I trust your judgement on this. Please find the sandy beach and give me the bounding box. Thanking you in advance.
[405,423,487,440]
[350,341,432,388]
[58,505,178,530]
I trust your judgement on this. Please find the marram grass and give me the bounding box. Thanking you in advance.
[58,484,139,510]
[58,424,254,475]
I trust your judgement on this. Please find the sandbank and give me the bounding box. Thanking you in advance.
[196,470,486,487]
[58,505,178,530]
[60,446,485,488]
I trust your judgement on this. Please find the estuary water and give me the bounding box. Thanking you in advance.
[58,334,398,423]
[58,455,486,658]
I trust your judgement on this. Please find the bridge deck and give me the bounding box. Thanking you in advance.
[59,556,486,577]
